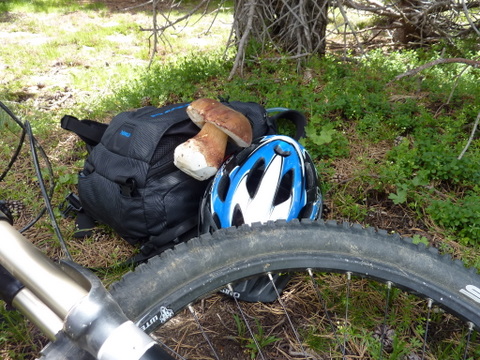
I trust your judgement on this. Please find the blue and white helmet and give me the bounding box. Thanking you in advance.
[200,135,322,302]
[201,134,322,233]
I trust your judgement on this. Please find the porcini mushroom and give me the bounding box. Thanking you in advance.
[174,98,253,180]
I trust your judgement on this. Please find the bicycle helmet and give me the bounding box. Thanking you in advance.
[200,135,322,302]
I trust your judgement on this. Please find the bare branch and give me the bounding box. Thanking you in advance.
[391,58,480,82]
[462,0,480,36]
[343,0,400,18]
[254,53,311,61]
[141,0,211,33]
[337,0,365,56]
[458,112,480,160]
[435,65,469,117]
[228,0,257,80]
[122,0,153,12]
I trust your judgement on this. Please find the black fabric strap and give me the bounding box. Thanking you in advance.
[127,217,198,265]
[74,211,96,238]
[269,110,307,140]
[0,265,24,306]
[61,115,108,147]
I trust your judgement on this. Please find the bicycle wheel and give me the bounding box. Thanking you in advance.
[45,220,480,359]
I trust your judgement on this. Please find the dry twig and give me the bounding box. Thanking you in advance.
[228,0,257,80]
[458,112,480,160]
[391,57,480,82]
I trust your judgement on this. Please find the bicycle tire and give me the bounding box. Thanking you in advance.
[43,220,480,359]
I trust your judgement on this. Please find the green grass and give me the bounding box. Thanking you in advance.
[0,307,45,359]
[0,0,104,13]
[0,10,149,99]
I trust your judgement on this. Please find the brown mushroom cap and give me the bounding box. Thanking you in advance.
[187,98,252,147]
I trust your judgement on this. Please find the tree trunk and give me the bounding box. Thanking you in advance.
[396,0,423,44]
[233,0,329,57]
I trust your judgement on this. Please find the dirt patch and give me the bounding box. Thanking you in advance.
[1,11,150,113]
[322,123,436,244]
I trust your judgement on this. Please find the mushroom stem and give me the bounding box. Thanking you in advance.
[174,122,229,181]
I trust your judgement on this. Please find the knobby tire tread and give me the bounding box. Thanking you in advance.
[111,220,480,328]
[40,220,480,359]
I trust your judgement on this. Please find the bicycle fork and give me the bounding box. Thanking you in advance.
[0,213,173,360]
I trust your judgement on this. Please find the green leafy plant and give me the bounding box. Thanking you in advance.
[412,234,430,246]
[303,119,349,159]
[427,193,480,245]
[388,184,409,205]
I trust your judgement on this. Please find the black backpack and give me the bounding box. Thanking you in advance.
[61,100,306,263]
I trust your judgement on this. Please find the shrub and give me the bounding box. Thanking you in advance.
[427,193,480,245]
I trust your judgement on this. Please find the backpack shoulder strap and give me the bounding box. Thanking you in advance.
[268,109,307,140]
[221,101,307,140]
[61,115,108,147]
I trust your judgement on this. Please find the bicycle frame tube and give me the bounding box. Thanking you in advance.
[0,218,174,360]
[12,287,64,340]
[0,220,87,319]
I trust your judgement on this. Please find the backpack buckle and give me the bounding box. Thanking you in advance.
[118,177,138,197]
[60,193,83,218]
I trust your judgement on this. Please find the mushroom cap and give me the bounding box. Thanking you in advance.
[187,98,252,147]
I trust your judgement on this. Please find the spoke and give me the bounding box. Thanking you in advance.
[343,272,351,357]
[188,305,220,360]
[462,322,474,360]
[379,281,393,359]
[307,269,347,358]
[421,298,433,360]
[267,272,308,357]
[228,284,267,360]
[154,340,187,360]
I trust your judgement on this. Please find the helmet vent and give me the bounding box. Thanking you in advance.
[212,212,221,229]
[246,159,266,198]
[274,169,293,206]
[304,153,317,190]
[299,203,313,219]
[232,204,245,227]
[217,175,231,202]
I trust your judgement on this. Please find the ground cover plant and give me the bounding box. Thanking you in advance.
[0,0,479,359]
